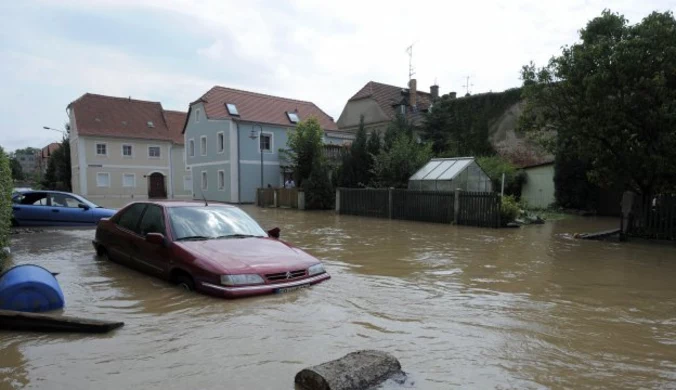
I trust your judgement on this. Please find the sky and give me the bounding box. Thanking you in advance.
[1,0,674,151]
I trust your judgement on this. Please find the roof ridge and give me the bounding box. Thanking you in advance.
[79,93,163,105]
[371,80,433,95]
[210,85,315,105]
[164,109,187,114]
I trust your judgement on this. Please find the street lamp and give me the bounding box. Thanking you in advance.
[249,124,264,189]
[43,126,68,135]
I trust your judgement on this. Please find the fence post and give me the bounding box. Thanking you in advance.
[298,191,305,210]
[454,188,461,224]
[273,189,278,208]
[388,188,393,219]
[335,189,341,213]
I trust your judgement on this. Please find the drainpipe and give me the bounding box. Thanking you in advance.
[168,143,174,199]
[236,122,242,203]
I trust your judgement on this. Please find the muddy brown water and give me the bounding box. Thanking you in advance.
[1,206,675,389]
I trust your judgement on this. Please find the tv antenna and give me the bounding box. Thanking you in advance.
[406,43,416,81]
[462,75,474,95]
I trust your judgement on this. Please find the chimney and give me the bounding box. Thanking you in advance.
[430,84,439,100]
[408,78,417,108]
[449,91,457,99]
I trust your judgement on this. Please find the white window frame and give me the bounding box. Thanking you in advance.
[95,143,108,157]
[258,132,273,154]
[148,145,161,159]
[122,173,136,188]
[217,132,225,154]
[200,136,207,156]
[195,108,201,123]
[96,172,110,187]
[218,170,225,190]
[121,144,133,158]
[201,171,208,190]
[188,139,195,157]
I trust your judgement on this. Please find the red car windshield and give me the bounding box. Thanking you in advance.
[167,206,267,241]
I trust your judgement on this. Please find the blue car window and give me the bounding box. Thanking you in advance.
[116,204,147,233]
[49,194,81,208]
[17,192,48,206]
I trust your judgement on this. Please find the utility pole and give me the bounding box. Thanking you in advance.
[406,43,416,81]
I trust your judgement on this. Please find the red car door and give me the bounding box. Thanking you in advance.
[130,204,171,278]
[105,203,147,265]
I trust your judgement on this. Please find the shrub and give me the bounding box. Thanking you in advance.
[303,161,334,210]
[0,146,12,268]
[500,195,520,223]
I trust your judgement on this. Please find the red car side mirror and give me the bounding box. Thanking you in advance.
[268,227,280,239]
[146,233,166,246]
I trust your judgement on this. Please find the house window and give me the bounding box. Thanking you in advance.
[195,108,201,123]
[122,173,136,188]
[183,175,192,191]
[189,139,195,157]
[148,146,161,158]
[147,121,154,128]
[96,172,110,187]
[260,134,272,153]
[226,103,239,116]
[287,111,299,123]
[96,143,107,156]
[399,105,406,115]
[201,171,208,190]
[201,136,207,156]
[122,144,133,157]
[217,132,224,153]
[218,170,225,190]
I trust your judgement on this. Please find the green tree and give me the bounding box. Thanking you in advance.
[10,157,24,181]
[41,137,71,191]
[371,132,432,188]
[366,129,381,160]
[476,155,526,196]
[520,10,676,196]
[0,146,12,266]
[304,161,334,209]
[338,115,379,187]
[283,117,324,187]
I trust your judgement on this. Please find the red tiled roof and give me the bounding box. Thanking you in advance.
[195,86,338,131]
[68,93,181,143]
[349,81,434,124]
[163,110,187,145]
[41,143,61,158]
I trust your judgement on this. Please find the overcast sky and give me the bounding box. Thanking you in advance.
[1,0,674,151]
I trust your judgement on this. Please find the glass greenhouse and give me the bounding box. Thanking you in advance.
[408,157,493,192]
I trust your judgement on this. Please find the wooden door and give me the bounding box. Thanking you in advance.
[148,173,167,198]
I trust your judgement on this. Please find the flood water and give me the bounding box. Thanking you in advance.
[2,207,676,389]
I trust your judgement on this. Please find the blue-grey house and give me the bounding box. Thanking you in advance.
[183,86,352,203]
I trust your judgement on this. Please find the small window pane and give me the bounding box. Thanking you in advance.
[201,171,208,190]
[189,140,195,157]
[201,137,207,155]
[195,109,201,123]
[218,133,224,152]
[183,175,192,191]
[226,103,239,116]
[149,146,161,158]
[218,171,225,189]
[117,204,147,233]
[260,134,271,152]
[122,145,133,157]
[96,144,107,155]
[97,173,110,187]
[287,112,299,123]
[138,205,165,236]
[123,174,135,187]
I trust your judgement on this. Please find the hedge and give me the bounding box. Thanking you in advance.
[0,146,11,269]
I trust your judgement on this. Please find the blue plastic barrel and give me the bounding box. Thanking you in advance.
[0,264,65,312]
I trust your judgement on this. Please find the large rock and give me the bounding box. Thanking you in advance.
[295,350,404,390]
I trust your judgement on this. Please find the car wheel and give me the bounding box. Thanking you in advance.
[96,246,109,261]
[176,274,195,292]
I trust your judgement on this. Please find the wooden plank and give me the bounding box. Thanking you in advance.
[0,310,124,333]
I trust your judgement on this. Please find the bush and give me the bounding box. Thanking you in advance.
[500,195,520,223]
[303,161,334,210]
[0,146,12,268]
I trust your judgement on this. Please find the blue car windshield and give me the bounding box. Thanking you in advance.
[167,206,267,240]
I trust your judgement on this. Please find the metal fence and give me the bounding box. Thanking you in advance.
[457,191,501,228]
[337,188,501,228]
[627,195,676,240]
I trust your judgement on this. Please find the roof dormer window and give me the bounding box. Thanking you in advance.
[287,111,299,123]
[226,103,239,116]
[147,121,154,128]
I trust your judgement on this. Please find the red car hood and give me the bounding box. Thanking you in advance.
[176,237,319,274]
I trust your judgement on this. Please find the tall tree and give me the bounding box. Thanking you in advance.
[520,10,676,196]
[283,117,324,187]
[9,158,24,181]
[41,137,71,191]
[339,115,377,187]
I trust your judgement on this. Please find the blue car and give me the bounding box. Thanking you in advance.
[11,190,117,227]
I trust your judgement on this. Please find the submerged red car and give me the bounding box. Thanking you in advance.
[92,201,330,298]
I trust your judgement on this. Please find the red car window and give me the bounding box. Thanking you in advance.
[138,205,166,236]
[116,203,147,233]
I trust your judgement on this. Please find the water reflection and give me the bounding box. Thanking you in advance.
[1,209,675,389]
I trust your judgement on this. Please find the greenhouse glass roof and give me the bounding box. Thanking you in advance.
[409,158,474,181]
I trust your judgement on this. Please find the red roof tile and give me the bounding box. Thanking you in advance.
[68,93,181,143]
[348,81,434,125]
[195,86,337,131]
[163,110,187,145]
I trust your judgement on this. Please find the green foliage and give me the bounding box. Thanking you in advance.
[303,161,334,210]
[10,158,24,181]
[520,10,676,196]
[423,89,522,156]
[371,132,433,188]
[554,153,600,210]
[383,113,413,151]
[338,116,374,187]
[283,117,324,187]
[13,147,40,156]
[41,137,71,191]
[500,195,520,223]
[366,129,381,159]
[476,156,526,196]
[0,146,12,265]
